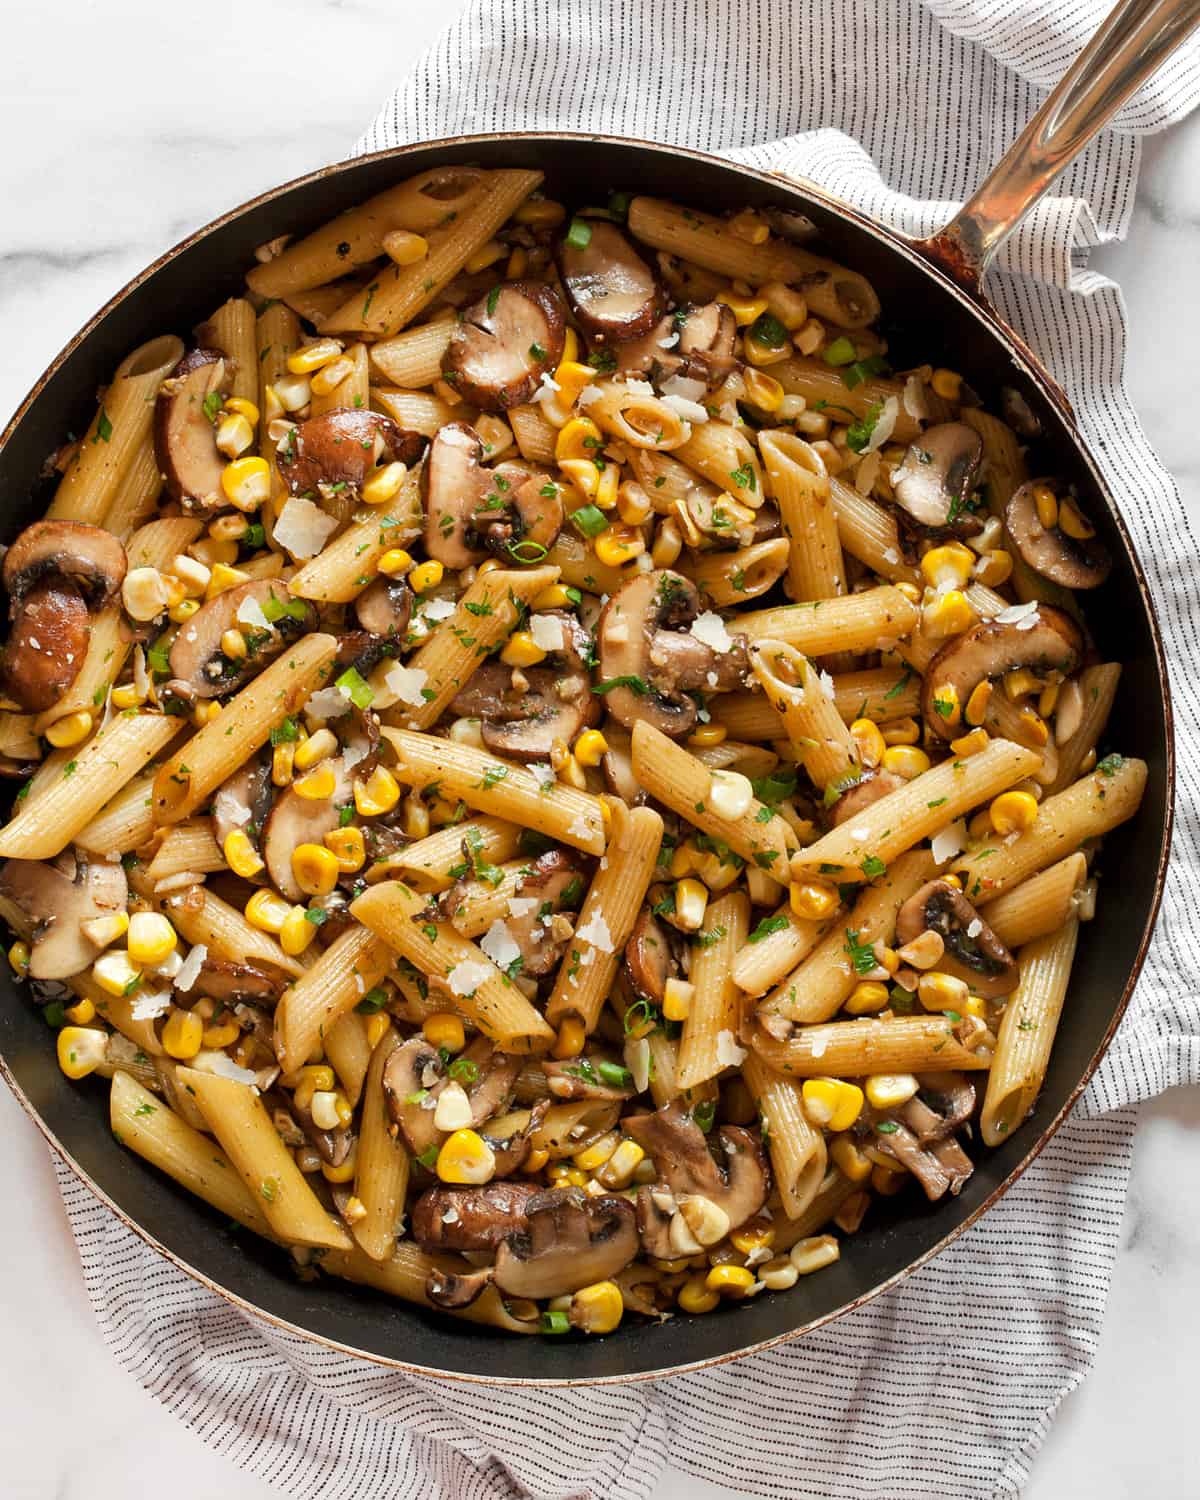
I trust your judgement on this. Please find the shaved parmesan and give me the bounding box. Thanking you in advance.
[716,1029,747,1067]
[863,395,900,454]
[480,920,522,972]
[507,896,539,917]
[305,685,353,720]
[622,379,656,398]
[811,1037,828,1059]
[236,596,272,631]
[342,741,368,772]
[690,610,733,654]
[575,911,614,953]
[174,944,208,994]
[902,373,931,422]
[967,918,983,939]
[528,613,565,652]
[567,814,593,839]
[130,988,172,1021]
[447,959,492,997]
[818,669,836,700]
[272,497,338,560]
[576,383,603,409]
[385,663,430,707]
[191,1051,259,1085]
[996,601,1040,625]
[422,596,457,622]
[213,786,252,827]
[660,374,707,404]
[662,394,706,424]
[530,762,556,791]
[931,818,968,866]
[625,1035,651,1093]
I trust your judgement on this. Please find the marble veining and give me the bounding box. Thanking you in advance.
[3,4,1200,1496]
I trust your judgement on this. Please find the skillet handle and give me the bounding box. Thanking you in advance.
[915,0,1200,295]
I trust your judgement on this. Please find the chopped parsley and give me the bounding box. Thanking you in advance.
[355,987,388,1015]
[486,284,501,316]
[860,855,886,879]
[593,674,648,696]
[846,402,884,454]
[749,913,789,943]
[844,928,878,976]
[1096,753,1125,777]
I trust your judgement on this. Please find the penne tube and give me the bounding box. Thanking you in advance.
[586,383,690,451]
[393,565,560,730]
[953,755,1146,903]
[103,438,164,540]
[829,476,921,586]
[760,849,935,1023]
[73,770,158,856]
[627,198,880,327]
[984,852,1088,951]
[546,803,663,1031]
[769,1168,859,1248]
[366,816,522,891]
[289,468,422,604]
[245,166,487,298]
[750,1014,991,1077]
[684,537,789,606]
[273,926,393,1073]
[449,860,534,939]
[47,335,184,525]
[153,633,338,823]
[126,515,207,570]
[712,664,920,741]
[631,720,796,872]
[256,301,302,507]
[981,918,1079,1146]
[351,879,555,1052]
[322,170,543,337]
[281,277,372,325]
[162,884,303,979]
[0,712,184,860]
[200,297,258,404]
[0,713,41,764]
[509,402,559,464]
[646,1029,683,1109]
[737,584,919,655]
[676,892,751,1091]
[311,340,370,419]
[371,388,461,436]
[759,430,844,600]
[530,1099,622,1157]
[324,1010,372,1108]
[732,905,835,998]
[748,639,856,790]
[144,822,225,883]
[370,320,456,389]
[1049,663,1121,795]
[110,1073,274,1238]
[789,739,1043,883]
[743,1052,828,1219]
[381,730,606,856]
[321,1240,536,1332]
[178,1066,352,1250]
[770,356,922,441]
[351,1029,411,1261]
[676,421,764,499]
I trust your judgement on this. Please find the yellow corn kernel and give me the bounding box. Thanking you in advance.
[662,977,695,1022]
[555,416,604,464]
[572,729,608,768]
[110,683,142,709]
[850,718,886,768]
[215,412,254,460]
[743,367,785,412]
[401,793,430,840]
[354,764,401,818]
[687,723,728,749]
[727,208,770,245]
[162,1007,204,1061]
[523,1147,550,1176]
[990,789,1039,836]
[324,826,365,875]
[592,523,643,569]
[615,479,653,526]
[57,1026,108,1080]
[270,741,295,788]
[221,628,249,663]
[729,1222,776,1259]
[760,281,809,331]
[920,543,975,590]
[221,456,270,512]
[321,1151,358,1184]
[677,1274,720,1314]
[940,873,962,890]
[1017,706,1050,747]
[364,1013,392,1050]
[463,238,505,274]
[436,1128,496,1185]
[292,727,335,772]
[918,971,970,1013]
[64,997,96,1025]
[531,583,574,611]
[717,290,768,326]
[169,598,201,625]
[1038,682,1060,718]
[408,559,444,594]
[475,559,503,580]
[594,462,620,511]
[568,1280,624,1335]
[558,458,599,499]
[291,843,340,897]
[287,338,344,375]
[553,1016,586,1059]
[206,562,250,600]
[673,878,708,933]
[790,880,840,921]
[744,327,791,367]
[201,1018,240,1049]
[46,711,93,749]
[1004,668,1040,701]
[829,1135,872,1183]
[278,905,317,957]
[500,630,547,668]
[553,360,597,410]
[950,726,990,757]
[377,548,413,577]
[843,981,890,1016]
[802,1078,865,1132]
[790,1234,841,1275]
[81,912,129,951]
[705,1264,756,1299]
[865,1073,919,1109]
[669,841,698,879]
[931,368,962,401]
[880,745,931,780]
[922,588,975,639]
[880,716,921,746]
[191,537,240,569]
[964,679,993,726]
[504,245,528,279]
[218,397,257,427]
[974,548,1013,587]
[596,1139,645,1190]
[127,911,177,968]
[245,888,290,933]
[92,950,141,997]
[121,565,170,622]
[514,197,567,229]
[893,580,921,604]
[288,1064,335,1112]
[423,1012,465,1053]
[380,228,429,266]
[1058,499,1095,540]
[361,461,408,506]
[7,940,29,974]
[573,1131,620,1173]
[293,765,336,802]
[1032,483,1059,530]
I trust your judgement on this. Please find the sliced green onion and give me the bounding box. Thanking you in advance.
[570,504,608,539]
[597,1060,632,1089]
[336,666,374,710]
[540,1309,571,1335]
[565,218,593,250]
[822,336,857,366]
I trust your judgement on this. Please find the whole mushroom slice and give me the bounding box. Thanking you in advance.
[411,1181,542,1252]
[3,520,127,610]
[490,1186,639,1299]
[470,464,565,564]
[168,579,317,698]
[262,756,355,901]
[895,880,1018,998]
[829,768,906,827]
[442,280,566,410]
[211,754,273,851]
[1005,480,1112,589]
[0,584,90,713]
[0,850,127,980]
[624,904,681,1005]
[155,349,228,509]
[597,568,749,737]
[382,1035,522,1158]
[193,956,285,1005]
[891,422,985,536]
[921,605,1084,741]
[557,220,666,343]
[354,576,414,639]
[624,1099,770,1232]
[503,849,588,976]
[278,408,427,501]
[423,421,490,568]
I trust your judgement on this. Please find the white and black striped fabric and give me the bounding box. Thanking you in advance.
[53,2,1200,1496]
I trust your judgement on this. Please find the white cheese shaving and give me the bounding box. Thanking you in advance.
[863,395,900,454]
[213,787,252,827]
[480,920,522,972]
[575,911,614,953]
[902,373,931,422]
[173,943,208,994]
[716,1029,748,1067]
[422,596,457,622]
[661,394,707,424]
[152,949,183,980]
[622,378,656,397]
[660,374,707,404]
[305,685,353,720]
[576,383,603,409]
[883,547,900,566]
[447,959,493,997]
[625,1035,651,1093]
[1015,612,1041,631]
[341,742,367,773]
[132,646,149,702]
[272,497,339,560]
[528,613,565,652]
[506,896,539,918]
[658,332,680,349]
[566,814,592,839]
[931,818,968,866]
[818,669,836,700]
[235,596,272,631]
[811,1037,828,1059]
[385,663,430,707]
[995,600,1040,625]
[129,988,172,1021]
[191,1051,258,1085]
[441,1207,460,1225]
[967,918,983,939]
[530,762,556,791]
[690,610,733,654]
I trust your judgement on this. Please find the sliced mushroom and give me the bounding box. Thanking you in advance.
[0,584,90,713]
[155,349,227,509]
[168,579,317,698]
[829,768,906,827]
[624,1099,770,1232]
[442,281,566,410]
[470,465,564,564]
[913,1073,977,1140]
[261,756,355,901]
[277,408,427,501]
[0,850,127,979]
[490,1186,639,1298]
[502,850,587,975]
[891,423,984,536]
[542,1056,637,1102]
[422,422,489,569]
[597,569,749,737]
[922,605,1084,740]
[1005,480,1112,589]
[675,301,738,386]
[871,1109,973,1200]
[412,1181,542,1251]
[895,880,1018,998]
[635,1185,678,1260]
[354,577,414,639]
[557,221,665,343]
[193,956,285,1005]
[624,904,680,1005]
[3,520,126,609]
[382,1035,521,1157]
[275,1089,353,1167]
[211,754,273,851]
[482,1098,550,1177]
[600,723,644,806]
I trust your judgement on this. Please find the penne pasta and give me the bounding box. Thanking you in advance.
[144,823,226,883]
[676,892,750,1091]
[162,885,305,979]
[371,388,462,436]
[770,355,925,441]
[684,537,790,606]
[984,852,1088,951]
[509,402,559,464]
[321,1240,536,1332]
[289,467,422,603]
[732,905,835,998]
[273,927,393,1073]
[737,584,919,655]
[829,476,921,586]
[73,771,158,857]
[1048,663,1121,795]
[750,1014,992,1077]
[676,421,764,499]
[370,319,457,389]
[759,430,844,601]
[743,1052,828,1219]
[200,297,259,404]
[365,816,522,891]
[351,1029,411,1261]
[103,438,164,540]
[324,1010,372,1107]
[749,639,856,790]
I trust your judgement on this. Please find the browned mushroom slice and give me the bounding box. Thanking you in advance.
[542,1056,636,1101]
[912,1073,977,1140]
[624,904,679,1005]
[382,1036,446,1156]
[490,1186,639,1299]
[922,605,1083,740]
[1005,480,1112,589]
[674,301,737,386]
[600,723,643,805]
[261,756,355,901]
[211,754,273,851]
[168,579,317,698]
[895,880,1018,998]
[558,221,665,342]
[871,1109,973,1200]
[624,1099,770,1232]
[828,769,906,827]
[354,577,414,638]
[425,1265,495,1309]
[423,421,490,569]
[193,957,285,1004]
[0,850,126,980]
[891,423,985,536]
[483,1098,550,1177]
[3,521,126,609]
[0,583,90,712]
[282,1090,354,1167]
[155,349,228,509]
[411,1181,542,1251]
[502,850,587,976]
[470,465,564,564]
[635,1185,679,1259]
[277,408,427,501]
[442,281,566,410]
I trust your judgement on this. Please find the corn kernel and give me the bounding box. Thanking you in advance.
[215,411,255,459]
[974,548,1013,587]
[168,599,201,625]
[321,1151,358,1184]
[950,726,990,757]
[190,537,240,569]
[650,515,683,568]
[531,583,574,611]
[1004,668,1040,701]
[162,1007,204,1060]
[705,1264,756,1299]
[961,679,992,727]
[505,246,528,279]
[291,843,340,897]
[880,745,931,780]
[931,368,962,401]
[121,566,170,623]
[436,1128,496,1184]
[221,456,271,512]
[206,562,250,600]
[7,940,29,974]
[662,976,695,1022]
[918,971,970,1012]
[382,229,429,265]
[287,338,344,374]
[408,559,444,594]
[220,628,249,662]
[922,588,975,638]
[569,1280,623,1334]
[64,997,96,1025]
[364,1012,392,1050]
[361,461,407,507]
[921,543,975,590]
[829,1135,872,1182]
[673,878,708,933]
[553,1016,586,1059]
[1058,499,1095,540]
[110,683,142,709]
[92,950,141,997]
[865,1073,920,1110]
[57,1026,108,1080]
[596,1139,645,1190]
[276,905,316,957]
[377,548,413,577]
[243,888,289,934]
[500,630,547,668]
[572,728,608,768]
[292,765,335,802]
[80,912,128,950]
[45,710,93,748]
[573,1131,620,1173]
[880,716,921,745]
[1032,483,1059,530]
[594,524,645,569]
[843,981,890,1015]
[802,1077,865,1132]
[850,718,886,768]
[514,197,567,228]
[423,1013,465,1053]
[270,741,296,787]
[323,825,365,874]
[555,417,603,464]
[127,911,177,968]
[552,361,597,411]
[717,290,768,326]
[990,789,1039,836]
[743,367,785,412]
[201,1019,240,1049]
[790,880,840,921]
[288,728,333,773]
[687,723,728,749]
[760,1255,799,1291]
[677,1274,720,1314]
[354,764,401,817]
[1038,682,1060,717]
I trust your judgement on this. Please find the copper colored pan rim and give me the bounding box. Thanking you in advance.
[0,132,1176,1385]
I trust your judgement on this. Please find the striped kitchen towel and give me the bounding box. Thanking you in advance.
[53,1,1200,1496]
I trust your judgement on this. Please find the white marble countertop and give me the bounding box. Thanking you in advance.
[2,4,1199,1497]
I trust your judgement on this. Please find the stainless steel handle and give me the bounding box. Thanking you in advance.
[917,0,1200,293]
